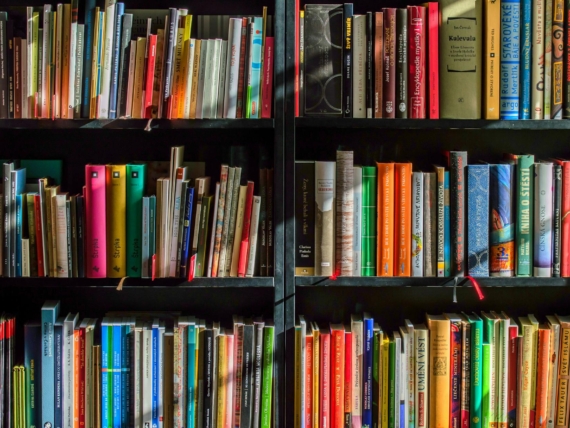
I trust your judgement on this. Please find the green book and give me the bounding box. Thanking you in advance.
[260,322,275,428]
[510,154,534,276]
[482,343,491,428]
[389,335,396,428]
[195,195,213,277]
[362,166,377,276]
[465,312,483,428]
[481,313,499,428]
[126,163,146,277]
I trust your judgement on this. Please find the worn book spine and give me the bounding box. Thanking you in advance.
[449,152,467,277]
[553,165,562,277]
[352,15,366,118]
[343,4,353,118]
[377,163,395,276]
[395,9,408,118]
[552,0,563,118]
[395,163,412,276]
[336,151,354,277]
[424,172,436,277]
[408,6,426,118]
[211,166,229,277]
[316,162,336,277]
[362,166,377,276]
[411,172,424,277]
[500,0,521,120]
[544,0,553,118]
[490,164,515,277]
[534,163,553,277]
[366,12,374,118]
[484,0,501,119]
[382,9,397,118]
[428,316,451,428]
[532,0,545,118]
[374,12,384,118]
[520,0,532,118]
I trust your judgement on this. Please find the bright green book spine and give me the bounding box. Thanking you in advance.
[482,315,497,428]
[481,343,491,428]
[469,315,483,428]
[126,164,146,278]
[515,154,534,276]
[362,166,377,276]
[389,338,396,428]
[260,324,274,428]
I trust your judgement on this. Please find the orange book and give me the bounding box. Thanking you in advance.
[306,327,313,428]
[535,325,551,428]
[73,327,81,428]
[395,163,412,276]
[377,163,395,276]
[78,324,86,428]
[427,314,451,428]
[330,324,345,428]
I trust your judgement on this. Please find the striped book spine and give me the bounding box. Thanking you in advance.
[500,0,521,119]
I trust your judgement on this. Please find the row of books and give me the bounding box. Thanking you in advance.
[294,312,570,428]
[2,150,275,279]
[8,301,276,428]
[295,151,566,278]
[0,4,274,119]
[295,0,563,119]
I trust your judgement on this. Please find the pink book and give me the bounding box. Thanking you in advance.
[320,329,331,428]
[261,37,274,118]
[427,2,439,119]
[85,165,106,278]
[238,181,255,277]
[225,332,235,428]
[408,6,426,118]
[144,34,158,119]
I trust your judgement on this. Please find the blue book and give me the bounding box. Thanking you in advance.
[246,17,263,118]
[101,318,112,428]
[179,187,194,278]
[108,3,124,119]
[444,171,451,276]
[121,320,131,428]
[149,195,156,276]
[113,320,122,428]
[41,300,60,428]
[363,313,374,428]
[187,321,197,428]
[82,0,96,117]
[490,165,515,276]
[24,322,42,428]
[520,0,531,119]
[53,317,64,428]
[152,319,159,428]
[15,193,23,277]
[500,0,521,119]
[466,165,490,276]
[10,168,25,275]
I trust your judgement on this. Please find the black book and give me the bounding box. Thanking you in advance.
[161,8,178,118]
[117,13,133,118]
[366,12,374,118]
[3,315,15,428]
[0,13,7,119]
[295,161,315,275]
[258,168,267,276]
[24,322,42,428]
[553,164,562,277]
[76,195,85,278]
[396,8,408,118]
[240,320,255,428]
[304,4,343,116]
[252,319,265,428]
[266,168,274,276]
[53,317,64,428]
[202,326,213,428]
[6,20,13,119]
[343,4,353,117]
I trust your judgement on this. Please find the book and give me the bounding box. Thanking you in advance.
[353,166,362,276]
[466,164,490,277]
[351,314,363,428]
[408,6,426,118]
[396,9,408,118]
[365,12,374,118]
[106,165,127,278]
[85,165,106,278]
[490,164,515,277]
[237,182,255,278]
[449,151,467,276]
[532,0,545,118]
[519,316,539,428]
[427,314,450,428]
[551,0,563,118]
[126,163,146,277]
[534,162,553,277]
[245,195,262,277]
[295,161,315,276]
[374,11,384,118]
[362,166,377,276]
[520,0,532,119]
[352,14,366,118]
[331,324,345,428]
[500,0,521,119]
[42,301,61,428]
[362,314,374,428]
[377,163,395,276]
[315,161,336,277]
[412,172,424,277]
[343,4,353,118]
[553,164,562,277]
[395,163,412,276]
[423,172,436,277]
[484,0,500,119]
[336,151,354,276]
[382,8,396,118]
[536,325,551,428]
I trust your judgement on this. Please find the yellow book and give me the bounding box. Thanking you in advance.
[484,0,500,119]
[132,37,146,119]
[528,315,540,422]
[90,8,101,118]
[178,15,192,118]
[381,333,390,428]
[519,316,538,428]
[216,333,227,428]
[427,314,451,428]
[171,14,186,118]
[312,322,320,428]
[61,3,71,119]
[555,315,570,428]
[46,185,61,277]
[106,164,127,278]
[189,39,201,119]
[31,12,40,117]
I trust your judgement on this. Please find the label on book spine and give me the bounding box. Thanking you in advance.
[500,0,521,120]
[467,165,490,277]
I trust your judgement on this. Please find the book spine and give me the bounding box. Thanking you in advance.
[470,319,483,428]
[352,15,366,118]
[295,162,315,276]
[363,318,374,428]
[142,197,149,277]
[0,14,7,119]
[6,21,14,119]
[82,0,96,118]
[266,169,274,276]
[238,183,255,278]
[553,165,562,277]
[223,19,242,118]
[54,322,63,428]
[85,165,106,278]
[408,6,426,118]
[484,0,501,119]
[14,38,21,119]
[515,155,534,276]
[500,0,521,119]
[332,328,345,428]
[76,196,84,278]
[98,2,116,119]
[415,329,429,428]
[450,152,467,276]
[544,0,553,118]
[555,326,570,428]
[534,163,553,276]
[411,172,424,277]
[425,3,439,118]
[466,165,490,277]
[261,36,274,118]
[507,325,518,428]
[361,166,377,276]
[435,167,445,276]
[561,162,570,276]
[321,333,331,428]
[344,330,352,428]
[259,326,274,428]
[377,163,395,276]
[179,187,194,278]
[532,0,545,118]
[247,17,263,118]
[424,173,437,277]
[15,195,22,277]
[245,196,262,277]
[536,329,551,428]
[24,323,41,428]
[490,165,515,276]
[34,195,44,277]
[450,320,462,428]
[374,12,384,118]
[212,166,229,277]
[161,8,178,118]
[395,163,412,276]
[429,318,451,428]
[126,164,145,278]
[225,169,242,276]
[336,151,354,276]
[106,165,126,278]
[74,25,84,118]
[351,319,363,428]
[395,9,408,118]
[144,35,157,119]
[366,12,374,118]
[116,14,132,118]
[42,304,59,428]
[315,162,336,277]
[218,167,236,277]
[26,195,37,277]
[520,0,532,118]
[383,9,396,118]
[112,323,122,428]
[236,18,248,118]
[461,322,471,428]
[552,0,563,118]
[343,5,353,118]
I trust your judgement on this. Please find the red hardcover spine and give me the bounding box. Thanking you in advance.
[427,2,439,119]
[374,12,384,118]
[295,0,300,116]
[508,324,518,428]
[408,6,426,118]
[321,331,331,428]
[34,194,45,277]
[382,8,397,118]
[144,35,157,119]
[559,160,570,276]
[344,331,352,428]
[238,181,255,277]
[450,319,462,428]
[261,37,274,118]
[305,334,314,428]
[331,326,345,428]
[236,18,248,119]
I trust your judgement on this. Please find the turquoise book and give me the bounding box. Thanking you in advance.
[519,0,531,119]
[444,171,451,276]
[246,17,263,118]
[25,322,41,428]
[187,322,196,428]
[16,193,23,277]
[41,300,60,428]
[121,321,131,428]
[490,165,515,276]
[126,163,146,277]
[362,166,377,276]
[467,165,490,276]
[465,313,483,428]
[500,0,521,119]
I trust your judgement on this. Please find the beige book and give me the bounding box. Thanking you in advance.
[218,167,236,277]
[151,28,165,118]
[125,40,137,117]
[22,238,30,277]
[315,161,336,276]
[336,151,354,276]
[518,316,539,428]
[532,0,545,119]
[55,4,64,118]
[61,3,71,118]
[131,37,147,118]
[224,167,242,276]
[52,192,69,278]
[45,185,60,277]
[189,39,201,118]
[230,185,248,277]
[245,195,261,277]
[182,39,195,118]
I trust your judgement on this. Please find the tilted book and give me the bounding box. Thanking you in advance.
[466,164,489,277]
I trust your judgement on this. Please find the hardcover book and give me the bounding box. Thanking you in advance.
[412,172,424,277]
[484,0,500,119]
[382,9,397,118]
[396,9,408,118]
[500,0,521,119]
[552,0,563,118]
[374,12,384,118]
[336,151,354,276]
[427,314,451,428]
[343,4,353,118]
[353,166,362,276]
[377,163,395,276]
[423,172,436,277]
[449,151,467,276]
[315,161,336,277]
[532,0,545,118]
[408,6,426,118]
[534,162,553,277]
[85,165,106,278]
[490,165,515,277]
[362,166,377,276]
[395,163,412,276]
[352,15,366,118]
[106,164,127,278]
[466,165,490,277]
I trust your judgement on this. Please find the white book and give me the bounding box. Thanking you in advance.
[22,238,30,276]
[142,196,150,278]
[208,39,222,118]
[169,167,188,277]
[55,4,63,118]
[21,40,28,119]
[41,4,52,118]
[207,182,221,277]
[351,314,363,426]
[336,151,353,276]
[98,0,117,118]
[26,7,33,117]
[224,18,243,118]
[315,161,336,276]
[401,320,415,428]
[67,0,78,118]
[142,325,153,428]
[399,327,409,428]
[218,167,236,277]
[54,194,69,278]
[201,39,216,119]
[246,195,262,277]
[414,324,429,428]
[216,40,228,119]
[182,39,196,118]
[412,172,424,277]
[353,166,362,276]
[195,40,208,119]
[63,313,78,428]
[494,313,509,428]
[352,15,366,118]
[534,162,553,276]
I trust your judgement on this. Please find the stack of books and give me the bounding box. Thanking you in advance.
[295,0,563,119]
[0,3,274,119]
[295,151,567,278]
[295,313,570,428]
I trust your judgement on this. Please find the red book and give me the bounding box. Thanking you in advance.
[34,194,45,277]
[344,330,352,428]
[144,34,158,119]
[238,181,255,277]
[261,37,274,118]
[382,8,397,118]
[85,165,106,278]
[427,2,439,119]
[79,325,86,428]
[507,323,519,428]
[330,324,345,428]
[374,12,384,118]
[408,6,426,118]
[305,332,314,428]
[320,329,331,428]
[236,18,248,119]
[295,0,300,116]
[557,159,570,276]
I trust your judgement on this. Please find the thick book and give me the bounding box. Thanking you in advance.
[315,161,336,276]
[362,166,377,276]
[553,165,562,277]
[396,9,408,118]
[353,166,362,276]
[126,163,146,277]
[500,0,521,119]
[223,18,243,118]
[534,162,554,277]
[336,151,354,276]
[532,0,545,118]
[411,172,424,277]
[449,152,467,277]
[427,314,451,428]
[377,163,395,276]
[395,163,412,276]
[466,164,490,276]
[352,15,366,118]
[85,165,106,278]
[106,165,127,278]
[343,4,353,118]
[304,4,343,116]
[408,6,426,118]
[25,322,42,428]
[382,8,396,117]
[246,17,263,118]
[490,164,515,277]
[295,161,315,276]
[439,0,483,118]
[42,301,61,428]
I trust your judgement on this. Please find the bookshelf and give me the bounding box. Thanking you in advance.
[0,0,285,426]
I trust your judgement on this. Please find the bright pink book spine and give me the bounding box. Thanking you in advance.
[261,37,274,119]
[144,34,157,119]
[559,160,570,276]
[238,181,255,277]
[428,2,439,119]
[408,6,426,118]
[85,165,106,278]
[321,331,331,428]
